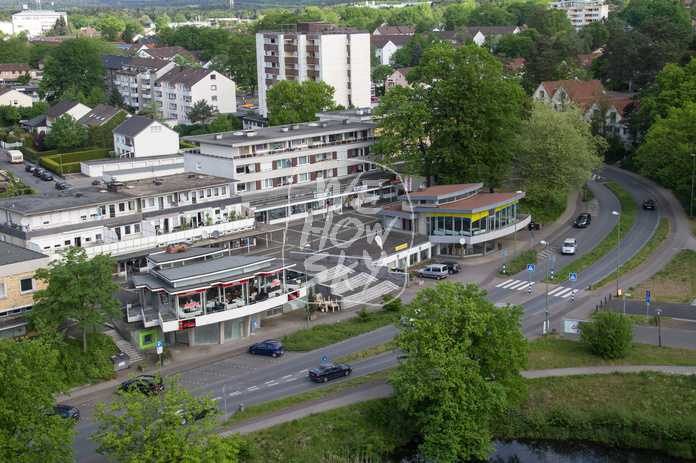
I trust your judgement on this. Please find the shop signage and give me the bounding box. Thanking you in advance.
[395,243,408,251]
[354,185,368,191]
[179,319,196,330]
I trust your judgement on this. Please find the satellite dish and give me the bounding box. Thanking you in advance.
[202,230,209,239]
[211,230,220,239]
[20,218,29,226]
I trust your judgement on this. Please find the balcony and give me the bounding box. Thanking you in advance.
[142,84,151,90]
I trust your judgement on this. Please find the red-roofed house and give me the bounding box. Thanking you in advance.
[377,183,529,257]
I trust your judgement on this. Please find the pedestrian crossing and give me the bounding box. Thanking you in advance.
[495,279,581,298]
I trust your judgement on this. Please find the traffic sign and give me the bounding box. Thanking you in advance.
[156,340,163,355]
[569,273,577,281]
[322,356,327,362]
[253,318,258,329]
[646,290,650,303]
[527,264,535,272]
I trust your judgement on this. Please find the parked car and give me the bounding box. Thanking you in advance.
[248,340,284,358]
[48,405,80,420]
[40,171,53,181]
[562,238,577,255]
[33,167,45,177]
[118,375,164,395]
[55,181,73,190]
[308,362,352,383]
[176,398,219,424]
[438,261,461,274]
[371,97,379,102]
[574,213,592,228]
[25,163,37,172]
[417,264,448,280]
[92,179,106,186]
[643,199,656,210]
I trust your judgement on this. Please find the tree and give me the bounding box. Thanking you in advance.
[107,87,125,109]
[90,374,247,462]
[86,87,107,108]
[618,0,692,29]
[187,99,218,125]
[16,73,31,84]
[43,114,88,150]
[29,247,122,353]
[99,15,126,42]
[494,29,540,59]
[579,311,634,359]
[47,16,71,36]
[0,105,21,126]
[39,37,106,104]
[639,58,696,126]
[266,80,335,126]
[515,103,605,208]
[374,44,526,189]
[68,14,89,29]
[389,282,528,462]
[207,114,234,133]
[121,20,144,44]
[371,65,393,96]
[0,334,77,463]
[578,20,609,51]
[209,34,257,95]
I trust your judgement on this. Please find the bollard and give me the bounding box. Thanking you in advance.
[600,300,603,307]
[595,304,598,313]
[609,294,612,300]
[239,404,245,412]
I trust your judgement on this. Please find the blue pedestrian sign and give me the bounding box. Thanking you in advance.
[569,273,577,281]
[646,291,650,303]
[322,356,327,362]
[252,318,258,329]
[527,264,535,272]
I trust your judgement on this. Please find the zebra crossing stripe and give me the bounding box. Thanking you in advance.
[547,287,566,296]
[497,279,521,289]
[554,288,573,298]
[561,290,580,299]
[514,281,534,290]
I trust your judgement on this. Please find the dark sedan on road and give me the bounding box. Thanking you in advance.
[574,213,592,228]
[49,404,80,420]
[40,171,54,181]
[25,163,37,172]
[249,340,284,357]
[439,261,461,274]
[33,167,45,177]
[309,362,352,382]
[92,179,106,186]
[643,199,656,210]
[118,375,164,395]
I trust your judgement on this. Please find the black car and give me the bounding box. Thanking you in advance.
[25,163,37,172]
[49,405,80,420]
[249,340,284,357]
[92,179,106,186]
[574,213,592,228]
[643,199,656,210]
[176,399,219,424]
[439,261,461,274]
[309,362,352,383]
[33,168,45,177]
[118,375,165,395]
[40,171,54,181]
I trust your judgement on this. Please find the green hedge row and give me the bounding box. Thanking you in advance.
[40,148,112,174]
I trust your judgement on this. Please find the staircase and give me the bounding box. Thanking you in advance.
[103,328,145,364]
[314,264,355,284]
[329,273,378,295]
[341,280,400,310]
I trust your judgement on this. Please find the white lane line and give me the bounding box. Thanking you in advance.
[299,369,308,373]
[286,377,298,382]
[264,380,275,385]
[282,375,293,379]
[508,280,528,290]
[267,382,279,386]
[247,386,258,391]
[499,279,520,288]
[229,391,241,397]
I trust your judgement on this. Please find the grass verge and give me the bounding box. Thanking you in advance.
[594,218,670,289]
[628,249,696,304]
[548,182,636,284]
[498,250,537,278]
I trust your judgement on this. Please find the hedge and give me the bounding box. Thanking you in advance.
[40,148,112,174]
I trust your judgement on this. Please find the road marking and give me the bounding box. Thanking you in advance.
[299,369,308,373]
[286,377,298,382]
[555,288,573,298]
[229,391,241,396]
[548,287,566,296]
[264,380,275,384]
[267,382,278,387]
[282,375,293,379]
[247,386,258,391]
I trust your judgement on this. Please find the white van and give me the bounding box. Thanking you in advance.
[6,150,23,164]
[417,264,449,280]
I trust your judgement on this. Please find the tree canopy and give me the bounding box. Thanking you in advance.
[90,374,247,462]
[389,282,528,462]
[43,114,89,151]
[579,311,634,359]
[187,99,219,124]
[516,102,605,208]
[30,247,122,353]
[266,80,336,126]
[374,44,527,189]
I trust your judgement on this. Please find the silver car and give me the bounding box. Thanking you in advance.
[417,264,448,280]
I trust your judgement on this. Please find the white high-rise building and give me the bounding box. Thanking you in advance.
[12,10,67,37]
[256,22,371,118]
[549,0,609,31]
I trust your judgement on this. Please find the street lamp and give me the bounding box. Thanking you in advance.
[59,153,63,179]
[622,292,632,315]
[303,243,311,330]
[612,211,621,296]
[655,308,662,347]
[514,190,522,259]
[690,154,695,218]
[540,240,549,334]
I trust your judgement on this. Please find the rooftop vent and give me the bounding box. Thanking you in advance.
[321,122,329,127]
[280,127,289,132]
[291,124,300,130]
[214,133,222,139]
[243,131,257,137]
[166,243,188,253]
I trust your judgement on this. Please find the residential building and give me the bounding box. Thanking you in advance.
[130,247,304,346]
[0,242,49,339]
[107,57,177,113]
[138,46,206,65]
[78,104,127,128]
[371,35,411,66]
[0,63,32,85]
[0,87,32,108]
[549,0,609,31]
[0,173,252,271]
[155,66,236,125]
[425,26,520,48]
[44,99,91,129]
[256,22,371,118]
[372,25,415,35]
[385,67,414,90]
[182,117,399,224]
[377,184,530,257]
[11,10,67,37]
[10,84,40,104]
[112,115,180,158]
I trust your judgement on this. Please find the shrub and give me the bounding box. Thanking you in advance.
[381,294,402,312]
[356,308,376,322]
[579,311,634,359]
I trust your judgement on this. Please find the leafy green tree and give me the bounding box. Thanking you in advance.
[0,38,29,63]
[172,55,202,68]
[506,1,547,27]
[68,13,90,29]
[39,37,107,104]
[634,102,696,208]
[107,87,125,109]
[86,87,107,108]
[208,34,256,95]
[389,34,444,69]
[155,13,171,31]
[138,15,153,26]
[174,13,187,23]
[640,59,696,125]
[579,311,634,359]
[494,29,540,58]
[516,103,605,208]
[16,73,31,84]
[207,114,234,133]
[266,80,335,126]
[30,247,121,353]
[618,0,692,29]
[443,2,477,30]
[43,114,88,150]
[466,3,517,26]
[90,374,247,462]
[121,20,144,43]
[187,99,218,125]
[0,105,21,126]
[19,101,49,120]
[409,41,423,67]
[579,20,609,51]
[371,65,393,96]
[389,282,528,462]
[27,42,55,68]
[375,44,526,190]
[139,101,165,122]
[47,16,71,36]
[99,15,126,42]
[0,334,77,463]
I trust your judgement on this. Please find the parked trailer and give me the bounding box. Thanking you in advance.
[5,150,23,163]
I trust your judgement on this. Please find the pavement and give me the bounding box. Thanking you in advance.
[57,179,696,436]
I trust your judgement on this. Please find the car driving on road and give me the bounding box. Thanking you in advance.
[118,375,164,395]
[574,213,591,228]
[643,199,656,210]
[48,404,80,420]
[562,238,577,255]
[309,362,352,382]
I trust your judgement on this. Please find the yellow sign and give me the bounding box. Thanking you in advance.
[395,244,408,251]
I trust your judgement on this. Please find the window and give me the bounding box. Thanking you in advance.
[196,162,202,171]
[261,161,273,172]
[211,95,217,102]
[148,198,155,207]
[221,186,226,195]
[19,277,35,294]
[298,173,309,183]
[150,125,162,133]
[207,189,212,197]
[118,203,126,212]
[214,187,219,196]
[128,201,136,211]
[211,85,217,91]
[0,281,6,299]
[125,225,132,235]
[134,224,141,233]
[298,156,308,165]
[210,74,216,80]
[261,179,273,189]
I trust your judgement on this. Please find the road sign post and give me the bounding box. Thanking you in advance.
[646,290,650,323]
[502,249,507,275]
[527,264,534,293]
[569,273,577,302]
[156,340,163,365]
[549,255,556,281]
